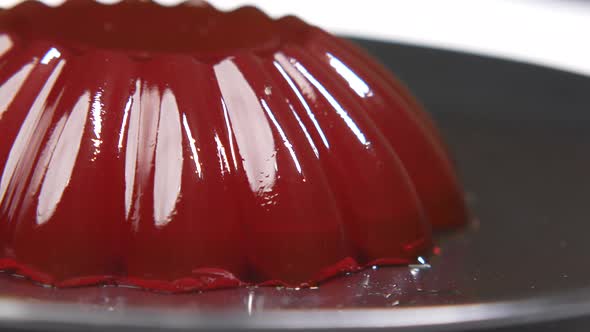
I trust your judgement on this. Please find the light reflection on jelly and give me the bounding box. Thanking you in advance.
[0,34,13,58]
[290,105,319,158]
[153,89,183,227]
[213,132,231,175]
[0,63,34,121]
[273,54,329,150]
[40,47,62,65]
[118,94,133,152]
[214,58,277,194]
[124,80,141,220]
[38,91,90,225]
[326,52,373,98]
[291,59,370,147]
[220,98,238,172]
[260,99,302,175]
[90,89,104,158]
[182,113,203,179]
[0,61,65,216]
[22,107,66,218]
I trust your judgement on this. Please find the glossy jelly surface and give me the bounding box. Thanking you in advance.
[0,0,466,292]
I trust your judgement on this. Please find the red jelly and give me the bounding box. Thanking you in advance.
[0,0,466,292]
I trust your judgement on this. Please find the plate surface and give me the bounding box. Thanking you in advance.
[1,38,590,331]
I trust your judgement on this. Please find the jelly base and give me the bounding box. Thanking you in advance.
[0,254,425,293]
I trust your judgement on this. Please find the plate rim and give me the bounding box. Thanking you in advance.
[2,287,590,331]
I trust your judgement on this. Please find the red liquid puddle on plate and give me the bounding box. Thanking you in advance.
[0,0,466,292]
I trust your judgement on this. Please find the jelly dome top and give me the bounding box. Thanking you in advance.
[0,0,466,291]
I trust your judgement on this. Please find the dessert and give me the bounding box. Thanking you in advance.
[0,0,466,292]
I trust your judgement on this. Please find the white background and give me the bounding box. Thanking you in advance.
[1,0,589,76]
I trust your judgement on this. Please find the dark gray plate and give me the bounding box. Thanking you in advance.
[1,38,590,332]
